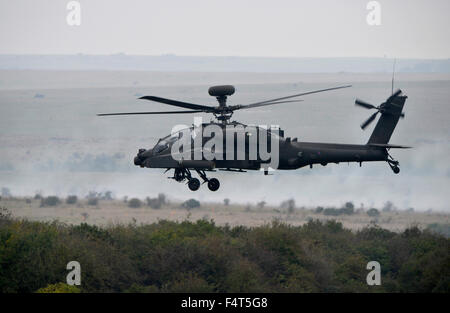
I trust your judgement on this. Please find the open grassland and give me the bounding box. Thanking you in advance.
[1,196,449,234]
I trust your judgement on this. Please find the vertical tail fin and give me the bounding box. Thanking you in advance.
[367,92,407,144]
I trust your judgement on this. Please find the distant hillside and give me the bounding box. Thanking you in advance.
[0,54,449,73]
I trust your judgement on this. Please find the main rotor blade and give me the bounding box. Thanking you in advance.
[234,99,304,110]
[355,99,377,110]
[97,110,204,116]
[239,85,352,109]
[139,95,214,112]
[361,111,379,130]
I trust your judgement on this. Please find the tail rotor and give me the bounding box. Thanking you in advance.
[355,89,405,130]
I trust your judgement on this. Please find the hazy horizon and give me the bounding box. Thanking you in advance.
[1,55,449,73]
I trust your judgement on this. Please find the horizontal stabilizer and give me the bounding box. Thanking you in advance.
[368,143,412,149]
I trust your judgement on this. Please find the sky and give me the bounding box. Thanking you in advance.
[0,0,449,58]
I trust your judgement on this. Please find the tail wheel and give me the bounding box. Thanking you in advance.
[188,178,200,191]
[207,178,220,191]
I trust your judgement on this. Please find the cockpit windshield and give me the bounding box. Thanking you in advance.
[154,136,174,154]
[153,127,195,154]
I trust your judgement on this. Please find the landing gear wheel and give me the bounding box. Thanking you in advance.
[188,178,200,191]
[207,178,220,191]
[174,169,185,182]
[392,166,400,174]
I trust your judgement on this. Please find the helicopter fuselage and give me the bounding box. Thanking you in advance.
[134,124,388,172]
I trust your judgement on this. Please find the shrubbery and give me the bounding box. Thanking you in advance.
[86,191,99,206]
[323,207,354,216]
[314,202,355,216]
[0,211,448,293]
[256,201,266,209]
[146,193,167,209]
[427,223,450,237]
[280,199,296,213]
[182,199,201,210]
[367,208,380,217]
[128,198,142,208]
[66,195,78,204]
[40,196,61,207]
[87,198,98,206]
[84,191,114,206]
[36,283,81,293]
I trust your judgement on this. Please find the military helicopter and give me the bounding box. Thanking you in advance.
[98,84,409,191]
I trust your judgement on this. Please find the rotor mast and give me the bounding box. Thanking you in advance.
[208,85,235,124]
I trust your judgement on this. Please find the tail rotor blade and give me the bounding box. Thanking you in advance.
[361,111,379,130]
[392,89,402,98]
[387,89,402,102]
[355,99,377,110]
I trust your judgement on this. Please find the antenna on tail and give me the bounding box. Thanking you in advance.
[391,58,396,95]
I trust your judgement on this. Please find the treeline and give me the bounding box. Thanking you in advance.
[0,208,448,293]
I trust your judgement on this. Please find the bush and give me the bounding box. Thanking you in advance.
[367,208,380,217]
[102,191,114,200]
[0,207,11,220]
[382,201,394,212]
[146,193,167,209]
[128,198,142,208]
[280,199,296,213]
[182,199,201,209]
[344,201,354,209]
[86,191,99,206]
[314,206,324,214]
[0,216,448,293]
[223,198,230,206]
[426,223,450,238]
[322,206,355,216]
[340,206,354,215]
[66,195,78,204]
[87,198,98,206]
[35,283,80,293]
[40,196,61,207]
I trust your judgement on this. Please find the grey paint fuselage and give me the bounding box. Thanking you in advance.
[134,126,387,171]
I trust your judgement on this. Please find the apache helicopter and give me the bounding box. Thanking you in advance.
[98,85,409,191]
